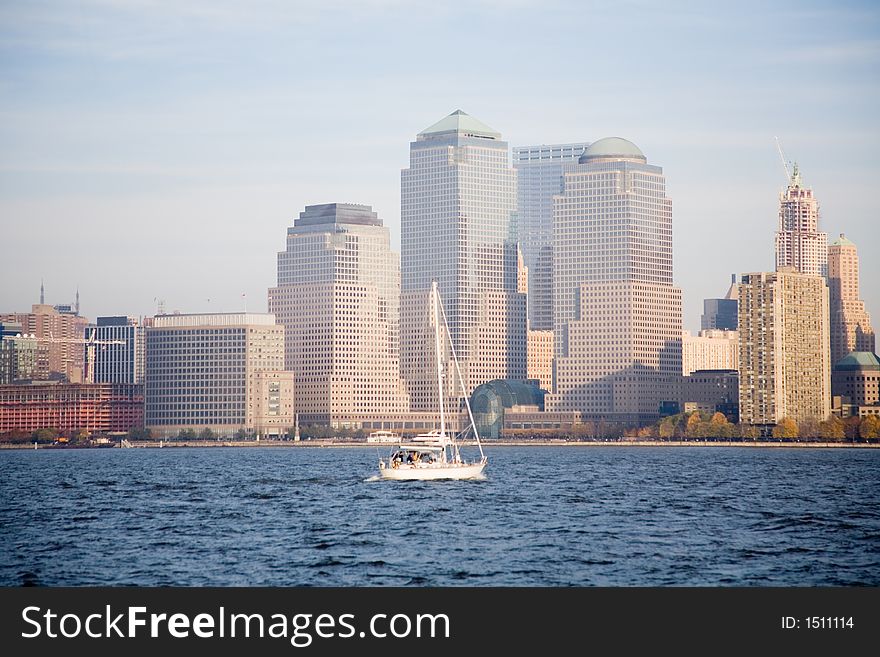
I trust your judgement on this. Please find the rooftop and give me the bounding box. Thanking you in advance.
[834,351,880,371]
[579,137,646,163]
[418,110,501,140]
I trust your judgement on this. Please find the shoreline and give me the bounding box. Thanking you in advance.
[2,439,877,450]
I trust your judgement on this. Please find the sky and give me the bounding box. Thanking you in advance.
[1,0,878,333]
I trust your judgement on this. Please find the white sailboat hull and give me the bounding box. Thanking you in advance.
[378,460,486,481]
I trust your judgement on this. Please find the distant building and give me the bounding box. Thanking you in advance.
[268,203,409,424]
[548,138,682,424]
[527,330,553,391]
[774,164,827,277]
[832,352,880,411]
[676,369,739,422]
[401,110,526,410]
[84,316,145,385]
[828,234,875,366]
[701,275,739,330]
[470,379,546,438]
[512,142,590,331]
[738,269,831,427]
[0,304,89,382]
[681,329,739,375]
[0,322,37,384]
[0,382,143,434]
[145,313,293,438]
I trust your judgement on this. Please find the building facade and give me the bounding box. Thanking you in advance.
[681,329,739,375]
[85,316,146,385]
[831,352,879,410]
[144,313,293,437]
[527,329,553,392]
[738,269,831,427]
[0,322,38,384]
[268,203,409,423]
[828,233,875,366]
[774,164,827,277]
[0,304,89,383]
[400,110,526,411]
[512,142,590,331]
[0,382,143,434]
[701,275,739,330]
[548,137,682,424]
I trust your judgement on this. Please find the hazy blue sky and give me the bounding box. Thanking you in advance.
[1,0,878,332]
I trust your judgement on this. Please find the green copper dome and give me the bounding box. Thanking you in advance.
[831,233,856,247]
[418,110,501,140]
[834,351,880,371]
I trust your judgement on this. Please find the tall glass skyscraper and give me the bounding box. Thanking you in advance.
[401,110,526,411]
[512,143,590,331]
[548,138,682,423]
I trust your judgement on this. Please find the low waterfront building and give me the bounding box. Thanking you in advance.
[831,352,880,417]
[470,379,546,438]
[0,382,143,434]
[144,313,294,438]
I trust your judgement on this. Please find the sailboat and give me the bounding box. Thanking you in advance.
[378,281,487,481]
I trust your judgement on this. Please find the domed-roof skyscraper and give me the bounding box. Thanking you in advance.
[547,138,682,424]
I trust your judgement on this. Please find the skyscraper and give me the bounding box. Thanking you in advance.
[828,233,875,365]
[512,142,590,330]
[774,164,827,277]
[548,138,682,424]
[268,203,409,422]
[738,269,831,428]
[701,274,739,330]
[400,110,526,411]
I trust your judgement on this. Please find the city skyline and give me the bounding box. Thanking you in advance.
[1,1,878,332]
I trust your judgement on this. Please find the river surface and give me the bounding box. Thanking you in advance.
[1,446,878,586]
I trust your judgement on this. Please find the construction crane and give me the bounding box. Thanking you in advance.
[774,136,791,181]
[2,331,126,383]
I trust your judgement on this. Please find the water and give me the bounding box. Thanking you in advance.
[1,446,878,586]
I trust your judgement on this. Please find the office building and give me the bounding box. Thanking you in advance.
[512,142,590,330]
[548,137,682,424]
[681,329,739,375]
[268,203,409,423]
[145,313,293,437]
[701,275,739,330]
[0,304,89,383]
[84,316,145,385]
[0,322,38,384]
[828,233,875,366]
[401,110,526,411]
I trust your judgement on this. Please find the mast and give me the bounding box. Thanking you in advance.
[432,281,446,438]
[437,286,485,460]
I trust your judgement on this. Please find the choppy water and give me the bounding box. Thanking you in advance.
[1,446,878,586]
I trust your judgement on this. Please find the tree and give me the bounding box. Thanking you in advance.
[199,428,216,441]
[739,423,760,440]
[685,412,703,438]
[176,428,197,440]
[772,417,799,440]
[860,416,880,440]
[658,418,676,439]
[32,427,59,444]
[707,412,732,438]
[818,416,845,441]
[798,417,820,441]
[843,416,862,441]
[126,427,152,441]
